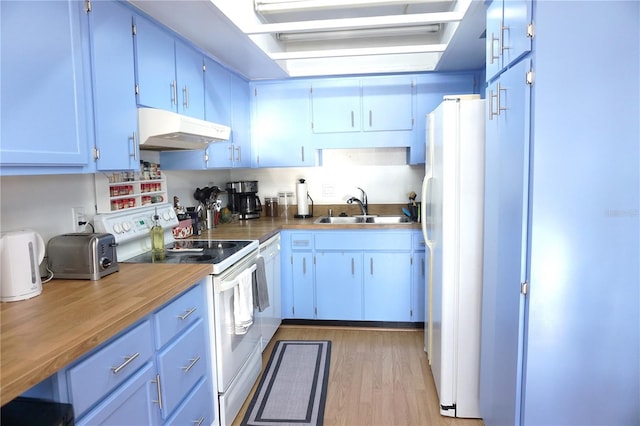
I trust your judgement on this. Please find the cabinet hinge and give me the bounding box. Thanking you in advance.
[526,70,535,86]
[93,147,100,160]
[204,153,209,162]
[84,0,91,13]
[527,21,535,39]
[314,307,318,316]
[310,87,313,94]
[202,63,206,72]
[290,255,293,265]
[135,84,139,95]
[254,88,257,97]
[292,306,295,315]
[132,23,137,36]
[521,281,529,295]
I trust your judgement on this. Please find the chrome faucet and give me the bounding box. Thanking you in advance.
[347,187,369,215]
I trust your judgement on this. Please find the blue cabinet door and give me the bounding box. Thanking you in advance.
[363,253,412,321]
[175,40,204,119]
[204,57,231,127]
[252,82,314,167]
[315,251,363,320]
[90,0,139,171]
[229,73,252,168]
[311,79,361,134]
[480,58,531,426]
[291,252,315,319]
[1,0,92,169]
[486,0,532,81]
[134,15,176,112]
[361,76,414,132]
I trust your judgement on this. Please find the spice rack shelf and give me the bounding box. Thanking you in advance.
[95,172,167,213]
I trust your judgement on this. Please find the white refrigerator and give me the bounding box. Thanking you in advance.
[420,96,484,418]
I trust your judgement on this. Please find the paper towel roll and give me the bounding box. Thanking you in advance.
[296,182,309,216]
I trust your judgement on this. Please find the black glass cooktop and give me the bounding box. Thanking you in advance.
[125,240,254,264]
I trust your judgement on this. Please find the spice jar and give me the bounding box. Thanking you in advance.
[278,191,294,218]
[265,197,278,217]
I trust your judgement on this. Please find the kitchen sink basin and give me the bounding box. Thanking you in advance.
[364,216,412,224]
[313,215,412,225]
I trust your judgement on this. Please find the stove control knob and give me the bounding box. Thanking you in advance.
[112,223,123,234]
[162,211,171,221]
[122,221,132,232]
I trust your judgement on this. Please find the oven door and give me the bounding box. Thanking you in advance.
[211,252,261,393]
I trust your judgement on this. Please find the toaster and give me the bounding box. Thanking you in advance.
[47,233,119,280]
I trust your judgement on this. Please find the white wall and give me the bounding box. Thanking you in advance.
[0,158,424,242]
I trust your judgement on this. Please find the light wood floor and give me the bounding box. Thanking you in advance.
[232,325,485,426]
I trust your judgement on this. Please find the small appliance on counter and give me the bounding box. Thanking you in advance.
[227,181,262,220]
[294,178,314,218]
[47,233,119,280]
[0,229,45,302]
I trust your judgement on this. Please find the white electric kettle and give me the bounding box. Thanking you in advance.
[0,229,45,302]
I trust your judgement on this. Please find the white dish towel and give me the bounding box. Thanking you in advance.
[233,268,254,335]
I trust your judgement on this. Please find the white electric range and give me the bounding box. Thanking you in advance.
[94,204,262,426]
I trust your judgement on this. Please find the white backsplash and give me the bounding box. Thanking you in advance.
[0,162,424,242]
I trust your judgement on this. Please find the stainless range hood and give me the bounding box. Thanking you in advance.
[138,107,231,150]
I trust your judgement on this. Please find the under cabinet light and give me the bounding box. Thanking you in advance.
[255,0,437,14]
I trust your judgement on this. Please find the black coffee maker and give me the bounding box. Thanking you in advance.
[227,181,262,220]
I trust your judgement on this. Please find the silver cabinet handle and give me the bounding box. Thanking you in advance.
[182,355,201,373]
[489,32,500,64]
[171,80,177,106]
[178,307,196,320]
[369,110,372,127]
[111,352,140,374]
[351,258,355,275]
[128,132,138,161]
[152,374,163,410]
[194,417,205,426]
[235,146,241,162]
[183,85,190,108]
[301,146,305,162]
[500,25,510,54]
[302,257,306,274]
[370,257,373,275]
[228,145,234,162]
[351,111,354,127]
[489,89,498,120]
[497,82,507,115]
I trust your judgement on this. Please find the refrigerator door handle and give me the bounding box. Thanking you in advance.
[421,175,433,245]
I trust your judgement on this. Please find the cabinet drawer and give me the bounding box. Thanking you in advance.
[153,284,205,349]
[290,233,313,249]
[164,377,213,426]
[315,231,412,250]
[157,319,208,417]
[413,232,426,251]
[67,321,154,418]
[76,361,160,426]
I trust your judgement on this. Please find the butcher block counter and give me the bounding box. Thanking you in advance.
[1,206,420,406]
[0,263,212,406]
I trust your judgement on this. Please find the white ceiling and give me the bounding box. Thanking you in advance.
[128,0,487,80]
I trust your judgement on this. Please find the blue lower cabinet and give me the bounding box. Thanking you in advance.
[56,281,213,426]
[280,230,424,322]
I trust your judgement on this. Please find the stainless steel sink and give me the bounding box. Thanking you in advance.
[314,216,362,224]
[365,215,412,224]
[313,215,412,225]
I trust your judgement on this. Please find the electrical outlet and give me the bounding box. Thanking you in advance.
[322,184,336,197]
[72,207,87,232]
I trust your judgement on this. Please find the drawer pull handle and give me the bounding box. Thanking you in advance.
[182,356,201,373]
[178,307,197,320]
[152,374,163,410]
[111,352,140,374]
[194,416,205,426]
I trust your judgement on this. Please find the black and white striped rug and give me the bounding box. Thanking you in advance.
[241,340,331,426]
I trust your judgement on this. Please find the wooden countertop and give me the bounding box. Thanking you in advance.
[0,263,212,406]
[0,212,420,406]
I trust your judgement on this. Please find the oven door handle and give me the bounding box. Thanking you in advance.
[216,264,257,293]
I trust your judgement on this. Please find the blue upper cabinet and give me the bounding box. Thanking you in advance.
[89,0,139,171]
[310,75,414,135]
[174,40,205,119]
[204,58,231,127]
[252,81,314,167]
[361,75,414,132]
[134,15,175,112]
[486,0,532,81]
[134,15,205,119]
[228,73,252,168]
[311,79,361,133]
[1,0,93,173]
